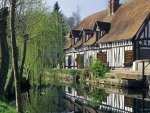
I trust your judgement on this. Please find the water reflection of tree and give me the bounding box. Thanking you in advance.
[73,83,108,108]
[23,88,65,113]
[88,88,108,108]
[74,83,90,96]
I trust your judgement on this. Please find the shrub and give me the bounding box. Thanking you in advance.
[88,88,108,108]
[90,58,108,78]
[0,102,17,113]
[80,67,91,82]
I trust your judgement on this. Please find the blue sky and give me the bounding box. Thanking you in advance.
[45,0,125,19]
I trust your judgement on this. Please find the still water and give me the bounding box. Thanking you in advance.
[62,83,150,113]
[24,83,150,113]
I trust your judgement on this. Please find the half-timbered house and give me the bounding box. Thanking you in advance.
[97,0,150,69]
[64,0,150,70]
[64,10,109,69]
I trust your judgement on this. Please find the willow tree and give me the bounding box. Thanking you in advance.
[20,3,70,85]
[51,2,69,68]
[5,0,42,95]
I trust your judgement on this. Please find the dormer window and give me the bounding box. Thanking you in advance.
[75,37,79,43]
[86,34,89,41]
[82,29,93,42]
[96,26,100,32]
[85,34,92,41]
[70,30,82,45]
[94,21,111,41]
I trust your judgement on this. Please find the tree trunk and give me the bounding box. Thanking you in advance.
[4,69,14,96]
[19,35,28,77]
[10,0,23,112]
[5,36,28,95]
[0,7,9,100]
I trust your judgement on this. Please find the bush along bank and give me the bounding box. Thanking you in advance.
[80,58,109,82]
[0,101,17,113]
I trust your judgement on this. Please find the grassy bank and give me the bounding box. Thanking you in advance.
[0,102,17,113]
[52,69,81,76]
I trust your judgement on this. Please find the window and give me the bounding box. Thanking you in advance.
[124,50,133,66]
[85,34,91,41]
[68,55,72,68]
[97,51,107,63]
[75,37,79,43]
[124,96,133,108]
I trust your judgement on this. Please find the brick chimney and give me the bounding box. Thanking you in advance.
[108,0,120,16]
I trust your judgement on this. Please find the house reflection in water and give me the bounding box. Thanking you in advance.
[100,93,133,113]
[64,86,150,113]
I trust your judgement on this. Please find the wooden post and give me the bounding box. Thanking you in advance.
[74,104,75,112]
[142,61,145,87]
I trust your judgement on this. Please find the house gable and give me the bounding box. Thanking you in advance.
[133,13,150,60]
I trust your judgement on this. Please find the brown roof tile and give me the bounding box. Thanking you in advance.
[83,33,97,46]
[72,38,83,48]
[64,40,71,49]
[76,10,108,30]
[64,10,108,49]
[98,0,150,43]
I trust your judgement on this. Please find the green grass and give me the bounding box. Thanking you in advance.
[55,69,81,75]
[0,102,17,113]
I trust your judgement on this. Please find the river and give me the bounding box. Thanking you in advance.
[23,82,150,113]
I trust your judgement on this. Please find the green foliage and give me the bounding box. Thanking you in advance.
[88,88,108,108]
[90,58,108,78]
[16,3,70,85]
[56,69,81,76]
[0,102,17,113]
[81,58,108,79]
[80,67,90,82]
[24,89,64,113]
[72,83,108,108]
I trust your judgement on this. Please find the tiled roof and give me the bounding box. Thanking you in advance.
[83,33,97,46]
[76,10,108,30]
[98,0,150,43]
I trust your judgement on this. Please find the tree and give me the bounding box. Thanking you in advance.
[53,1,60,13]
[9,0,22,112]
[67,5,81,29]
[0,7,9,100]
[5,0,42,98]
[0,0,69,112]
[51,2,69,68]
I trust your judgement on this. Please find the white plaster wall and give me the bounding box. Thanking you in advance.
[65,52,77,69]
[133,61,150,74]
[125,46,132,51]
[71,53,75,69]
[65,55,68,69]
[84,51,88,67]
[82,50,98,67]
[107,47,125,67]
[74,52,78,69]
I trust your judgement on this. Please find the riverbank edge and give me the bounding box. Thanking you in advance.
[57,73,144,88]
